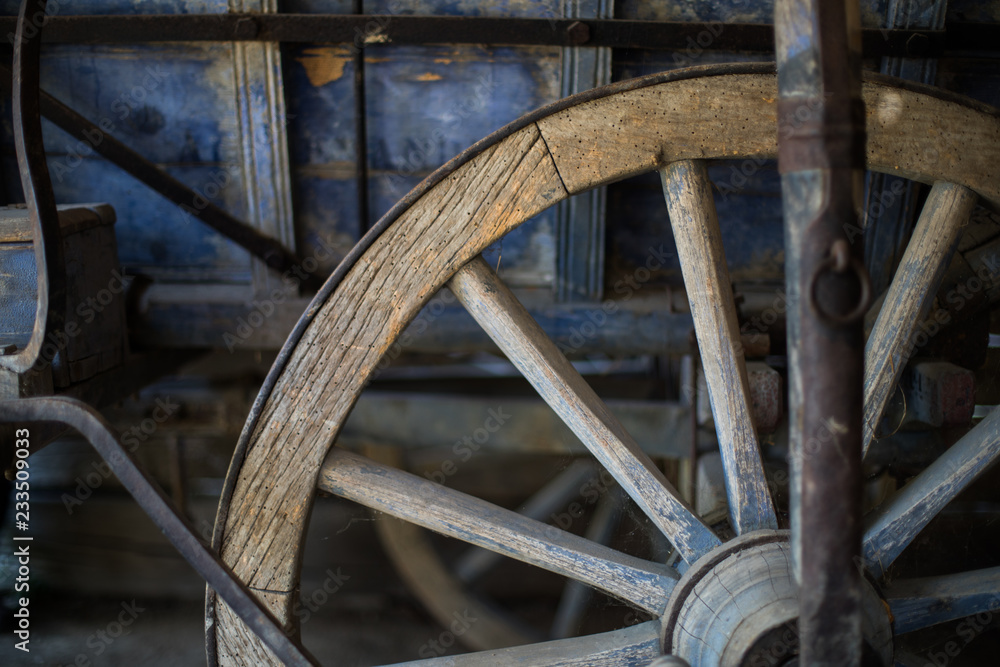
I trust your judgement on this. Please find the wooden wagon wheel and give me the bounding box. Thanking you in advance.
[206,62,1000,665]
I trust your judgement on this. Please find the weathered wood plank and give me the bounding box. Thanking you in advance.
[392,619,662,667]
[661,159,777,535]
[318,448,677,615]
[537,74,778,194]
[863,181,978,455]
[885,566,1000,635]
[231,0,298,297]
[536,73,1000,209]
[863,405,1000,579]
[449,256,720,563]
[215,592,293,667]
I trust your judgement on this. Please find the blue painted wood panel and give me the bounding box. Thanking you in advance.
[0,242,36,349]
[0,0,228,15]
[617,0,775,23]
[288,0,563,15]
[617,0,890,27]
[607,167,785,289]
[0,42,254,282]
[607,45,785,292]
[363,0,561,18]
[283,38,562,287]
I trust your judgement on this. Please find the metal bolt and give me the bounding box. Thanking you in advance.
[906,32,929,57]
[566,20,590,46]
[234,16,259,40]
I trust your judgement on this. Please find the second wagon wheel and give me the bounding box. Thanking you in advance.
[206,63,1000,665]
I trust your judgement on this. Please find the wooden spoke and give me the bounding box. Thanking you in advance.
[660,159,778,535]
[394,620,663,666]
[318,448,678,614]
[455,459,600,584]
[863,182,978,455]
[862,406,1000,579]
[449,257,721,563]
[551,487,626,639]
[884,566,1000,635]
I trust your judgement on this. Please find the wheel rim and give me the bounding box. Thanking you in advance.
[208,63,1000,665]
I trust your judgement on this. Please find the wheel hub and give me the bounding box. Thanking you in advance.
[661,530,893,666]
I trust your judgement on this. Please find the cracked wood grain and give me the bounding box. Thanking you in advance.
[661,159,777,535]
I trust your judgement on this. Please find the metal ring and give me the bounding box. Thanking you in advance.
[807,239,872,326]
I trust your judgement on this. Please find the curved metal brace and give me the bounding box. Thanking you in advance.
[1,0,64,375]
[0,396,318,666]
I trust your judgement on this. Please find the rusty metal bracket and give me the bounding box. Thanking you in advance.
[0,396,319,666]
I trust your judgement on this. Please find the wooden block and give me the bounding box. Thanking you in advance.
[0,203,126,389]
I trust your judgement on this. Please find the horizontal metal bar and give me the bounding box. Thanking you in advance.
[0,14,991,57]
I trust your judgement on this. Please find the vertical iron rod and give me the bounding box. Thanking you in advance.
[353,0,370,234]
[2,0,65,376]
[775,1,868,665]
